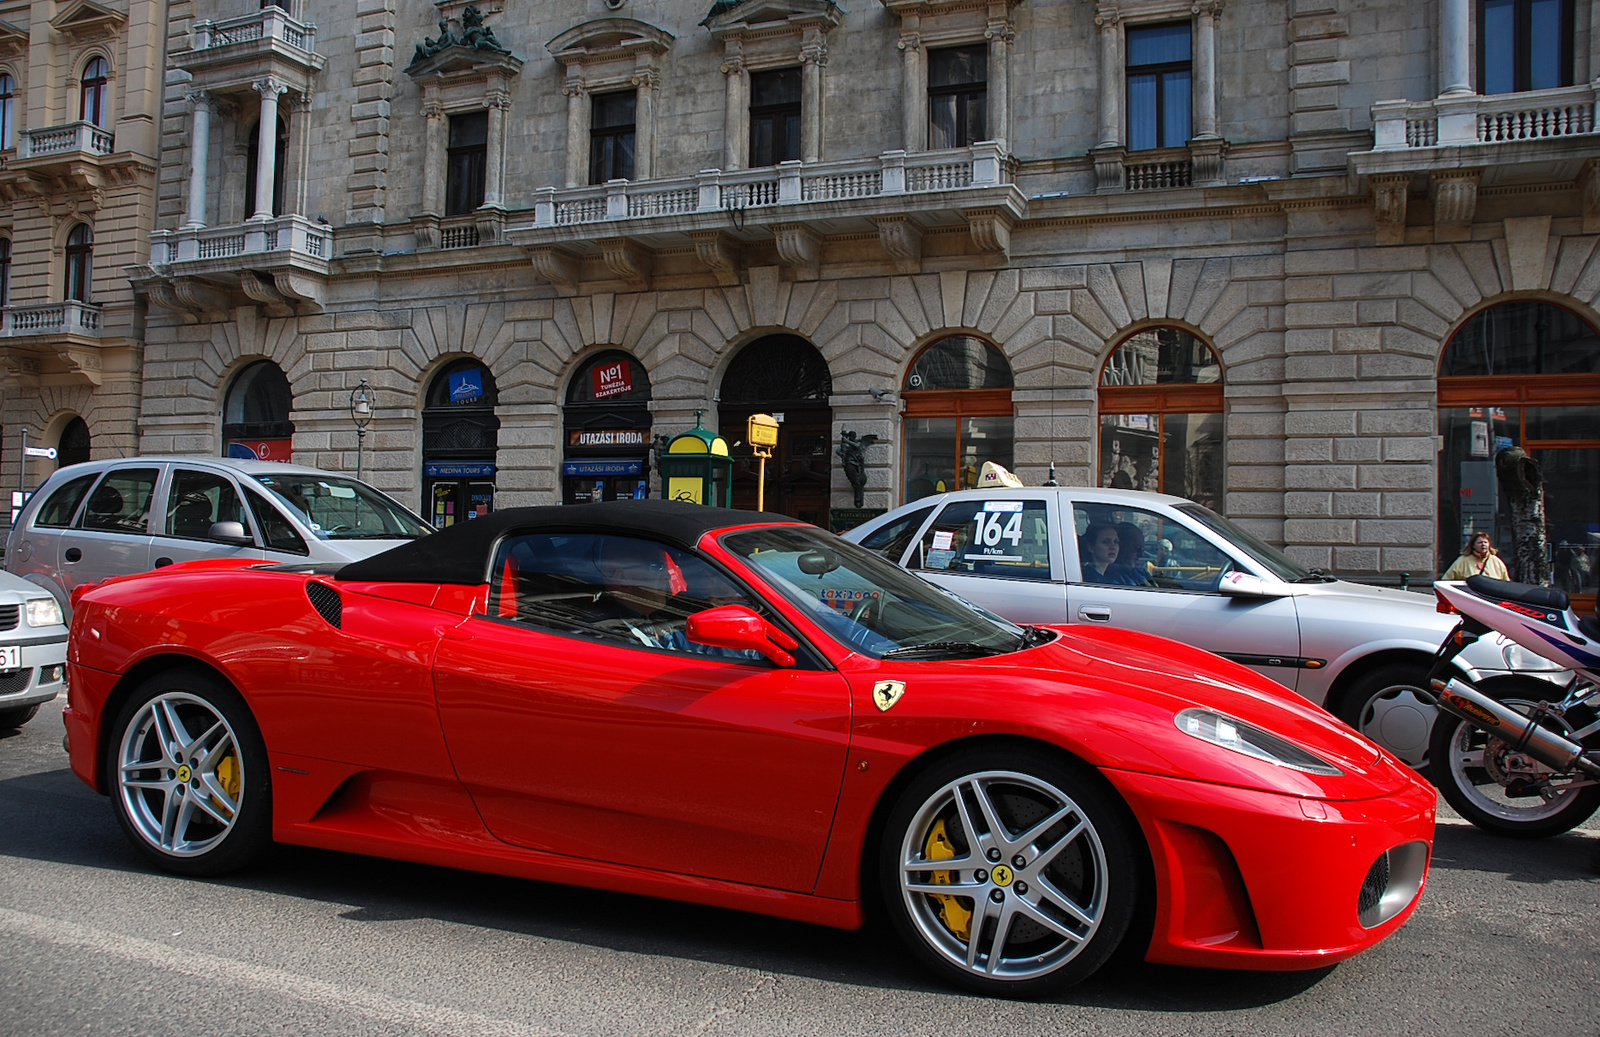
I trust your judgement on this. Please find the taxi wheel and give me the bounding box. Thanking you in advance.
[1335,663,1436,772]
[109,670,271,876]
[0,703,41,729]
[879,747,1139,998]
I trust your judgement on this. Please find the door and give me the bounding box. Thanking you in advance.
[56,466,161,593]
[148,467,266,569]
[909,496,1067,625]
[1064,499,1304,691]
[433,531,852,892]
[720,406,832,524]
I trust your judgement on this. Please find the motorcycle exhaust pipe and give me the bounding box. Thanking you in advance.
[1434,677,1600,781]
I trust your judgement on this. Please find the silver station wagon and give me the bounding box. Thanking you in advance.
[844,486,1564,769]
[6,457,432,618]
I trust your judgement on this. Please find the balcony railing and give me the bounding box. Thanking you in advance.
[530,143,1009,230]
[0,301,102,338]
[190,8,316,54]
[1125,155,1194,191]
[18,122,114,160]
[149,215,334,268]
[1371,83,1600,151]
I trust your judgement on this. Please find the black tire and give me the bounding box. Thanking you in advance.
[1429,675,1600,839]
[108,668,272,876]
[1334,663,1437,771]
[0,703,41,729]
[878,746,1139,998]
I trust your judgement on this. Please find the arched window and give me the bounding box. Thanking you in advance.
[0,238,11,307]
[57,416,91,469]
[65,225,93,303]
[0,73,15,150]
[423,359,500,528]
[1096,327,1223,508]
[244,115,290,219]
[223,360,295,461]
[1437,300,1600,600]
[718,334,833,523]
[80,57,109,127]
[901,335,1014,501]
[562,351,654,504]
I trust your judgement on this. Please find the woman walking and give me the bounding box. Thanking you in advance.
[1442,531,1510,581]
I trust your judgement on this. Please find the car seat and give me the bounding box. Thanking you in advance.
[172,495,215,538]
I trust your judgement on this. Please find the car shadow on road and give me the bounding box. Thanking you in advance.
[1427,822,1599,884]
[2,763,1335,1010]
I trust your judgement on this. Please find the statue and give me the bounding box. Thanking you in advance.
[459,5,509,53]
[836,431,878,508]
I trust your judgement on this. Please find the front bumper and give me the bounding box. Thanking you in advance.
[0,635,68,711]
[1104,767,1435,970]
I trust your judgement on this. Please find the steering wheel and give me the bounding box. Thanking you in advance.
[327,524,353,533]
[842,597,880,650]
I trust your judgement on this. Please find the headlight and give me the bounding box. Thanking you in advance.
[24,597,63,628]
[1175,708,1344,776]
[1500,637,1566,672]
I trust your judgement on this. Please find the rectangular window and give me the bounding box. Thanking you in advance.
[749,68,802,167]
[589,91,636,184]
[928,45,987,150]
[1480,0,1572,94]
[1127,22,1192,150]
[445,111,488,216]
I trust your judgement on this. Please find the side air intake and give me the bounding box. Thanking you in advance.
[305,581,343,629]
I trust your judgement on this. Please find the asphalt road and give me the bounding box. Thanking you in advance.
[3,695,1597,1037]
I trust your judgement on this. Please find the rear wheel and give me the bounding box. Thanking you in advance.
[1335,663,1436,770]
[879,747,1139,998]
[0,703,41,729]
[109,670,271,875]
[1429,675,1600,838]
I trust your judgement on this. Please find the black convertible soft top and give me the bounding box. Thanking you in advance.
[336,499,800,585]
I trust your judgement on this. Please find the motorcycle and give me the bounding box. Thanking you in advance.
[1426,574,1600,838]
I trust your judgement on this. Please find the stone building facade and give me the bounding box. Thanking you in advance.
[13,0,1600,597]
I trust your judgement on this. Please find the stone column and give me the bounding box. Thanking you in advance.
[899,29,925,151]
[800,37,826,163]
[183,90,214,229]
[985,18,1013,149]
[1192,2,1220,138]
[632,66,657,181]
[563,74,588,188]
[722,48,748,170]
[422,95,445,215]
[251,77,288,220]
[1439,0,1473,95]
[484,85,508,207]
[1096,8,1122,147]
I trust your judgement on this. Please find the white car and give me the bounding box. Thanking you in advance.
[5,457,433,619]
[0,568,68,729]
[844,486,1565,768]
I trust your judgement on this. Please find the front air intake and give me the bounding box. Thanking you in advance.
[1357,841,1430,928]
[305,581,343,629]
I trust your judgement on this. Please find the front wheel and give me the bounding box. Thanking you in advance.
[1334,663,1436,770]
[1429,675,1600,838]
[109,669,272,875]
[879,748,1140,998]
[0,703,41,729]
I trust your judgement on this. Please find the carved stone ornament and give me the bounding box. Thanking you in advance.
[50,1,126,45]
[1431,168,1482,229]
[773,223,821,280]
[1370,173,1411,246]
[690,229,741,286]
[965,208,1012,256]
[875,216,923,274]
[528,246,581,292]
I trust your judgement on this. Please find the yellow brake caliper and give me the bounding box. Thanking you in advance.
[924,819,972,942]
[212,753,240,819]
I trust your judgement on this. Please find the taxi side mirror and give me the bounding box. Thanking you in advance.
[687,604,799,665]
[1217,571,1291,599]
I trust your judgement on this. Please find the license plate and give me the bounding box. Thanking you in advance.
[0,646,19,670]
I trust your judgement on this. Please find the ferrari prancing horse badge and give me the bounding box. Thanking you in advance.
[873,680,907,712]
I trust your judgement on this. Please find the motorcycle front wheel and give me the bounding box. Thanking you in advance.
[1429,675,1600,838]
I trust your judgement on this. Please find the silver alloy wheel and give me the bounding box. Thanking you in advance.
[1437,697,1586,824]
[1355,683,1436,769]
[898,769,1109,982]
[117,692,245,857]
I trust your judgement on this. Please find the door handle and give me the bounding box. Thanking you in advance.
[153,557,174,568]
[1077,605,1112,622]
[64,548,82,563]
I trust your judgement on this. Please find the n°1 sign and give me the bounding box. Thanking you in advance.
[23,446,56,459]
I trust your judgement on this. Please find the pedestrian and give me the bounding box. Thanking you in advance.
[1441,531,1510,581]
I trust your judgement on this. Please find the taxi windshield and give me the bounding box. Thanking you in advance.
[721,526,1027,659]
[252,474,431,540]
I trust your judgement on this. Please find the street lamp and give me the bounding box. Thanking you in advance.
[349,378,374,481]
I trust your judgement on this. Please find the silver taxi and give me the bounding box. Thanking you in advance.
[844,486,1564,768]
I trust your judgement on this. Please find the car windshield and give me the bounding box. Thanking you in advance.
[251,473,431,540]
[1177,503,1312,582]
[720,526,1027,659]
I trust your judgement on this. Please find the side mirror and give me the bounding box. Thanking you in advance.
[208,520,253,546]
[1217,570,1289,599]
[686,604,799,665]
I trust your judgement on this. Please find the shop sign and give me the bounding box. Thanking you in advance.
[568,429,647,447]
[449,367,485,404]
[426,462,497,478]
[563,458,643,477]
[590,360,633,399]
[227,439,294,463]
